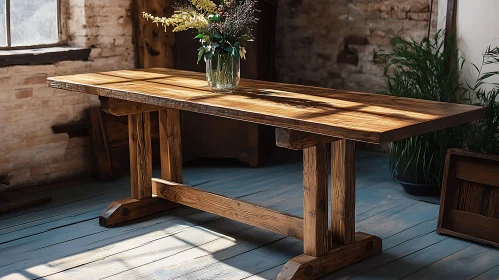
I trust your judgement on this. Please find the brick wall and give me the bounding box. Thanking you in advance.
[0,0,135,189]
[0,0,438,188]
[275,0,438,92]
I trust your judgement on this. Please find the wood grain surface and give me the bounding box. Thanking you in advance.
[48,68,485,144]
[331,139,356,245]
[132,0,174,68]
[437,148,499,248]
[152,178,304,239]
[3,152,499,280]
[303,144,329,257]
[98,197,179,227]
[159,109,183,183]
[277,232,382,280]
[101,97,162,116]
[275,128,339,150]
[128,113,152,200]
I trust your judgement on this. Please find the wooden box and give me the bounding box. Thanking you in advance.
[437,149,499,247]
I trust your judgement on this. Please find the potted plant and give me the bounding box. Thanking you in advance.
[377,32,466,195]
[143,0,258,93]
[463,46,499,154]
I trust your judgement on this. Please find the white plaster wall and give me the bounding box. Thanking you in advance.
[457,0,499,91]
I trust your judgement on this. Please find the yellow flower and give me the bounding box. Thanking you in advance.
[239,47,247,60]
[143,11,208,32]
[189,0,217,13]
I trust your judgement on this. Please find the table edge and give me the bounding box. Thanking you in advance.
[47,77,486,144]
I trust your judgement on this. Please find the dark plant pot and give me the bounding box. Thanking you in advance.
[393,176,440,196]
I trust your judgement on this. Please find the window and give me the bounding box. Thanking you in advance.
[0,0,59,49]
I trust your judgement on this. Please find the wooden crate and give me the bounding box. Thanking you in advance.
[437,149,499,247]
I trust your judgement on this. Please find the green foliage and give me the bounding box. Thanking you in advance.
[196,30,249,64]
[145,0,257,64]
[377,31,465,186]
[464,46,499,154]
[195,0,257,63]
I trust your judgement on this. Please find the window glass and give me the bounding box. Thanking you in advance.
[0,0,6,47]
[10,0,58,47]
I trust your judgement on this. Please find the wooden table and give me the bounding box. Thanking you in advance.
[48,68,485,280]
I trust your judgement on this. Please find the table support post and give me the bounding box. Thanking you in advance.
[303,144,329,257]
[99,111,179,227]
[159,109,183,183]
[331,139,356,245]
[129,112,153,199]
[278,139,382,280]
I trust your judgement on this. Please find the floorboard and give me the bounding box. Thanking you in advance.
[0,151,498,280]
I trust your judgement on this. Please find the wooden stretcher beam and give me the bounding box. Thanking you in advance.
[152,178,304,240]
[276,128,339,150]
[101,97,162,116]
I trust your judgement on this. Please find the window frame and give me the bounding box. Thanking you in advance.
[0,0,63,50]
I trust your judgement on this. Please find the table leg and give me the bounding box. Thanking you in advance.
[129,112,153,199]
[159,109,183,183]
[331,139,356,245]
[99,111,179,227]
[303,144,329,257]
[278,140,382,280]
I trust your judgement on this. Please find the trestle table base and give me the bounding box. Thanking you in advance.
[98,106,382,280]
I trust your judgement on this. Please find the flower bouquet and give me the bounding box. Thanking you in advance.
[143,0,258,93]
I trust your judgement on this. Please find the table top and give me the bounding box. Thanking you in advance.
[48,68,485,144]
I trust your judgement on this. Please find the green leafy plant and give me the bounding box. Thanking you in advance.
[143,0,258,63]
[464,46,499,154]
[377,31,465,186]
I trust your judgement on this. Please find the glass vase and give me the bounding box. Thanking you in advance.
[206,53,240,93]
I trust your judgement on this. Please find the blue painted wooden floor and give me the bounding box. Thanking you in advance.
[0,150,498,280]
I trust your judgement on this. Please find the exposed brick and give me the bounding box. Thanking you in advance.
[1,0,135,188]
[391,10,407,19]
[39,98,64,107]
[0,76,14,84]
[408,12,429,21]
[22,74,48,85]
[35,87,55,99]
[377,3,391,12]
[15,88,33,99]
[89,48,102,58]
[276,0,435,94]
[1,102,25,111]
[395,3,412,12]
[0,90,14,103]
[373,30,387,38]
[410,2,429,12]
[358,46,377,62]
[29,65,57,75]
[3,0,435,188]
